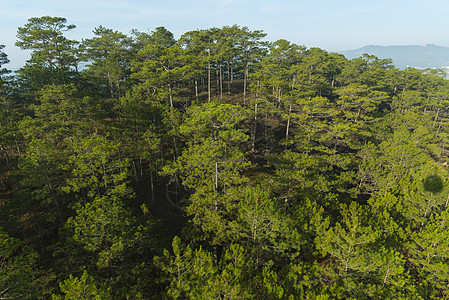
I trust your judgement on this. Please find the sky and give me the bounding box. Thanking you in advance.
[2,0,449,69]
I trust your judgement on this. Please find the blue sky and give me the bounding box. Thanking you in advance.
[2,0,449,69]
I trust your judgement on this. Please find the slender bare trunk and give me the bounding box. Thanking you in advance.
[215,162,218,190]
[243,62,249,106]
[216,67,219,97]
[285,104,292,150]
[107,71,114,98]
[208,48,211,102]
[15,139,21,156]
[252,102,258,151]
[227,62,231,95]
[219,62,223,101]
[168,84,173,107]
[195,78,199,101]
[0,146,19,190]
[150,168,155,204]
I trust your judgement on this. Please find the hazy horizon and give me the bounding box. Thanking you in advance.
[2,0,449,70]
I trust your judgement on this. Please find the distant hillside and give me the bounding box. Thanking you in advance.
[339,44,449,69]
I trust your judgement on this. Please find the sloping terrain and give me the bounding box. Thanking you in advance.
[339,44,449,69]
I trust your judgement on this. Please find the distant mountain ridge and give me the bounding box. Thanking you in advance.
[338,44,449,69]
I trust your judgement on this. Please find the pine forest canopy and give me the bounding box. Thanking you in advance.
[2,16,449,299]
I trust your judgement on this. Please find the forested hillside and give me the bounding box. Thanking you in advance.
[340,44,449,69]
[2,16,449,299]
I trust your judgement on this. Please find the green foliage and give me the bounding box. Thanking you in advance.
[4,19,449,299]
[0,45,10,77]
[15,16,79,90]
[52,270,111,299]
[132,36,193,107]
[82,26,134,97]
[155,237,256,299]
[316,202,411,298]
[0,228,40,299]
[66,194,138,267]
[228,185,302,261]
[61,133,140,267]
[62,133,132,200]
[407,210,449,297]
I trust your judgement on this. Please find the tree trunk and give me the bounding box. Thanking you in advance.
[285,104,292,150]
[252,102,258,151]
[107,71,114,98]
[208,48,211,102]
[219,62,223,101]
[195,78,199,101]
[243,62,249,106]
[216,67,219,97]
[0,146,19,190]
[150,168,155,205]
[168,84,173,107]
[227,61,231,95]
[215,162,218,190]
